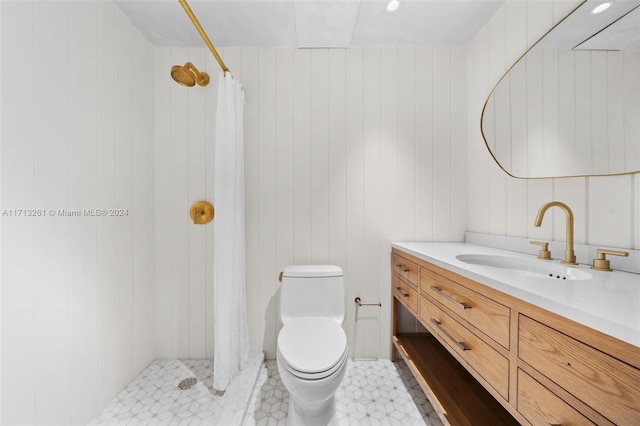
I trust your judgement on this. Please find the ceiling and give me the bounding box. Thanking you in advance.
[114,0,505,49]
[537,0,640,50]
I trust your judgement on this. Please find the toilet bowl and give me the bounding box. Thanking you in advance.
[276,265,348,426]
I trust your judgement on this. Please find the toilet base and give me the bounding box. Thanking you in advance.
[286,394,338,426]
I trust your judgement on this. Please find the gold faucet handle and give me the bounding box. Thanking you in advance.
[530,241,552,260]
[592,249,629,271]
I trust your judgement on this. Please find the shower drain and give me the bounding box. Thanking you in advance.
[178,377,198,390]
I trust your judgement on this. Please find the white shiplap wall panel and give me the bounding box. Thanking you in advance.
[502,1,528,237]
[344,48,366,357]
[311,49,330,264]
[450,47,468,242]
[361,48,383,358]
[115,6,136,390]
[574,51,592,174]
[505,178,528,237]
[187,48,208,358]
[589,175,633,248]
[526,50,544,177]
[153,48,173,359]
[275,48,295,282]
[487,11,507,236]
[467,24,491,234]
[591,52,608,175]
[415,46,435,240]
[624,51,640,170]
[327,49,347,270]
[488,6,506,91]
[293,49,313,265]
[509,56,528,178]
[378,47,399,356]
[170,48,191,360]
[505,1,527,65]
[96,1,119,410]
[68,2,99,422]
[258,47,279,359]
[432,46,452,241]
[273,47,296,357]
[541,49,560,176]
[558,49,577,175]
[33,3,71,423]
[155,46,468,360]
[607,52,625,173]
[1,2,36,424]
[527,1,554,47]
[132,26,154,373]
[2,1,155,424]
[397,48,415,241]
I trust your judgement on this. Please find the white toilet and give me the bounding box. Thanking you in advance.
[277,265,348,426]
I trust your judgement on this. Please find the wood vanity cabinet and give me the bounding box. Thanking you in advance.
[391,247,640,426]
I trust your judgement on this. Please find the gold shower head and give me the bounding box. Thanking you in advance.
[170,62,210,87]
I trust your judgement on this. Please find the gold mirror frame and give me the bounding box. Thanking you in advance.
[480,0,640,179]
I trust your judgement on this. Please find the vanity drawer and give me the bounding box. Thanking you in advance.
[420,294,509,400]
[392,275,418,315]
[519,315,640,425]
[392,253,419,287]
[421,267,510,349]
[517,369,595,426]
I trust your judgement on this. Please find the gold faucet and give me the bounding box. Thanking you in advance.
[533,201,577,265]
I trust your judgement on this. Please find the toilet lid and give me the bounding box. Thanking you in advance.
[278,318,347,374]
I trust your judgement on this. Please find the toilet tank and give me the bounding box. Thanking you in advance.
[280,265,345,324]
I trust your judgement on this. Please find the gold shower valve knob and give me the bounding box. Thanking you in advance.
[190,201,214,225]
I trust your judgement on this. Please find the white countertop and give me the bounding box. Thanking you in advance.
[392,241,640,348]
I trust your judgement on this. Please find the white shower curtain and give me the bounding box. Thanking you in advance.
[213,73,249,392]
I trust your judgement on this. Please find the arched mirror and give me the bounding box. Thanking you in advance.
[481,0,640,178]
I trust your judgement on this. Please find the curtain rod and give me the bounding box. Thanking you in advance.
[178,0,230,75]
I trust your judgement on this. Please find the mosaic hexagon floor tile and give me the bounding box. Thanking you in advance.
[89,353,265,426]
[90,356,442,426]
[243,359,443,426]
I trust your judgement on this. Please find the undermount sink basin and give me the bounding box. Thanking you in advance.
[456,254,593,281]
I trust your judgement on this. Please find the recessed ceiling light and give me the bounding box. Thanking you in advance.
[592,2,612,14]
[386,0,400,12]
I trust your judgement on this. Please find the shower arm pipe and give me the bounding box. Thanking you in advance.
[178,0,230,75]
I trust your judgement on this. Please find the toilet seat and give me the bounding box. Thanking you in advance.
[279,345,348,380]
[278,317,347,380]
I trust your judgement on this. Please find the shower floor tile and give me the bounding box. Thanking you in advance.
[89,356,442,426]
[89,353,265,426]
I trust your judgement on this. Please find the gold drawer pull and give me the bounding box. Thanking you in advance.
[431,318,471,351]
[430,286,471,310]
[395,264,410,273]
[395,286,410,298]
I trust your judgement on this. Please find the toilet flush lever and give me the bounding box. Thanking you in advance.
[354,297,381,307]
